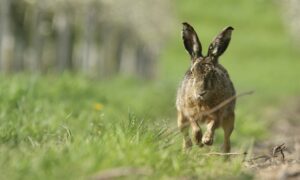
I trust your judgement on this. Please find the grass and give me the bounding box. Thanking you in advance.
[0,74,259,179]
[0,71,278,180]
[1,0,300,179]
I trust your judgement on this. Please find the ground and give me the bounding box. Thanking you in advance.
[244,97,300,179]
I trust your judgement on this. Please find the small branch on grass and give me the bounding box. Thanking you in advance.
[245,143,287,166]
[90,167,152,180]
[245,155,272,162]
[203,152,248,156]
[272,143,286,161]
[181,91,254,129]
[200,91,254,117]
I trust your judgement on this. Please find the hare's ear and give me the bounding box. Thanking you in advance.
[182,22,202,59]
[207,26,234,58]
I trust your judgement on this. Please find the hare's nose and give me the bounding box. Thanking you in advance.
[199,91,207,97]
[196,91,207,100]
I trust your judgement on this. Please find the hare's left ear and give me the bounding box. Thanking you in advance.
[182,22,203,60]
[207,26,234,57]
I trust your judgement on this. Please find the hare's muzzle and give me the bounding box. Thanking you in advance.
[197,90,207,100]
[199,90,207,96]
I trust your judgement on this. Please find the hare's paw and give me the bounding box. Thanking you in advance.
[202,132,214,146]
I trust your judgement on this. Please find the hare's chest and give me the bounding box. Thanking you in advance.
[182,101,210,123]
[178,92,209,122]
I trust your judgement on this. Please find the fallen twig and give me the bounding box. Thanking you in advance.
[245,155,272,162]
[272,143,286,161]
[200,90,254,116]
[245,143,288,167]
[168,90,254,133]
[203,152,247,156]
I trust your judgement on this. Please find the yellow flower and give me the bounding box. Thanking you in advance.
[94,103,104,111]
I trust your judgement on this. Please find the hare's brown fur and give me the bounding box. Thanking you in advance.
[176,23,236,152]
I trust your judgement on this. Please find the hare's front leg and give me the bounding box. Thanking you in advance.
[177,112,192,150]
[202,118,218,146]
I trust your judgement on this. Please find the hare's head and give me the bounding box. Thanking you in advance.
[182,22,234,100]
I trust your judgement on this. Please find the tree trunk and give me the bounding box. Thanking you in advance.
[55,10,73,72]
[0,0,15,73]
[25,1,45,72]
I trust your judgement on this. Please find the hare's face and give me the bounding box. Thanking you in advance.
[191,58,216,100]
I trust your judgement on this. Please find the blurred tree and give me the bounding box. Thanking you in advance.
[0,0,14,73]
[281,0,300,46]
[0,0,174,78]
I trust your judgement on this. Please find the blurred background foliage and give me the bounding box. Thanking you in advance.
[0,0,300,82]
[0,0,174,78]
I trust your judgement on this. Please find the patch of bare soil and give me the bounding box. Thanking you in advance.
[244,97,300,180]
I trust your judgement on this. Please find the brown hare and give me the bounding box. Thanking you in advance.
[176,22,236,153]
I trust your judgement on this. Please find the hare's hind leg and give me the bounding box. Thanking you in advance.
[222,112,234,153]
[178,111,192,150]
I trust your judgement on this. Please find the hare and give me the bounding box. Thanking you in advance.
[176,22,236,152]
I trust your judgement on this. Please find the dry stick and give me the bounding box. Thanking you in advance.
[246,155,271,162]
[203,152,248,156]
[272,143,286,161]
[201,90,254,116]
[245,143,287,164]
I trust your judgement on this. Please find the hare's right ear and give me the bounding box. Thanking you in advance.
[182,22,202,60]
[207,26,234,58]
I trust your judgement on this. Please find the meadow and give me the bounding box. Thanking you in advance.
[1,0,300,179]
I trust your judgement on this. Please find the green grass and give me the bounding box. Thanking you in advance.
[1,0,300,179]
[0,74,260,179]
